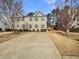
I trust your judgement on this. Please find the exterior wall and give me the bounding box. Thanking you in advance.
[25,16,47,31]
[0,12,47,31]
[72,15,79,28]
[68,9,79,28]
[15,20,27,30]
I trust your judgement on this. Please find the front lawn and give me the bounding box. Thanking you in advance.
[0,32,27,43]
[49,31,79,56]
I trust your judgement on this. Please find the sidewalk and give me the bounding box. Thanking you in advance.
[48,31,79,59]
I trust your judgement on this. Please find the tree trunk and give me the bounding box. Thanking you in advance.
[2,27,5,32]
[66,29,70,36]
[11,17,16,33]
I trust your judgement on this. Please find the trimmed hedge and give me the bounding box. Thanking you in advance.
[41,29,46,32]
[19,29,29,32]
[70,28,79,32]
[5,29,13,31]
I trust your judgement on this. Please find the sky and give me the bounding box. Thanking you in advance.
[22,0,61,15]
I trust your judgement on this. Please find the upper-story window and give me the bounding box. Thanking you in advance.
[77,18,79,21]
[35,17,38,21]
[41,17,44,21]
[77,24,79,25]
[35,25,38,28]
[29,17,32,21]
[17,18,20,21]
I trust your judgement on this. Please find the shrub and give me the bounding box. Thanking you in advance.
[22,29,28,32]
[33,29,35,32]
[5,29,13,31]
[0,28,2,32]
[70,28,79,32]
[54,26,58,30]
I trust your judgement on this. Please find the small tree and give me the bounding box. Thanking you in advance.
[11,0,23,33]
[61,6,73,35]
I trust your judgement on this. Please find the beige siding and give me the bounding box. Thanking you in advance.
[15,12,47,31]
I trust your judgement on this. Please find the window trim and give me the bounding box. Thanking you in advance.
[29,25,32,28]
[35,24,38,28]
[41,17,44,21]
[35,17,38,21]
[41,24,45,28]
[29,17,32,21]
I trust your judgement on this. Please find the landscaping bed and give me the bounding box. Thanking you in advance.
[70,28,79,32]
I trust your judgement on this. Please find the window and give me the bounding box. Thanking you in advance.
[29,17,32,21]
[35,25,38,28]
[17,25,20,28]
[77,24,79,25]
[29,25,32,28]
[22,24,25,28]
[41,24,45,28]
[35,17,38,21]
[77,19,79,21]
[17,18,20,21]
[73,17,75,21]
[41,17,44,21]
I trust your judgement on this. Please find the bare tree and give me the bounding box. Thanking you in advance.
[0,0,23,33]
[55,0,79,35]
[11,0,23,33]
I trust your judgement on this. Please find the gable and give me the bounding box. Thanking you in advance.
[18,13,23,17]
[12,13,23,17]
[33,11,45,16]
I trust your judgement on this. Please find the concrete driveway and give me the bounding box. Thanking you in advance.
[0,32,61,59]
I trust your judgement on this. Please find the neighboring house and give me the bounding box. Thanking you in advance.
[72,14,79,28]
[68,8,79,28]
[14,11,47,31]
[47,11,57,27]
[13,13,27,30]
[49,15,57,26]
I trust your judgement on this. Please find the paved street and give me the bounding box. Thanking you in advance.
[0,32,61,59]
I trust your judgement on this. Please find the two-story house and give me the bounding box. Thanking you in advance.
[14,11,47,31]
[25,11,47,31]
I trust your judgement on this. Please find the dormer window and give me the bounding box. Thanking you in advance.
[35,17,38,21]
